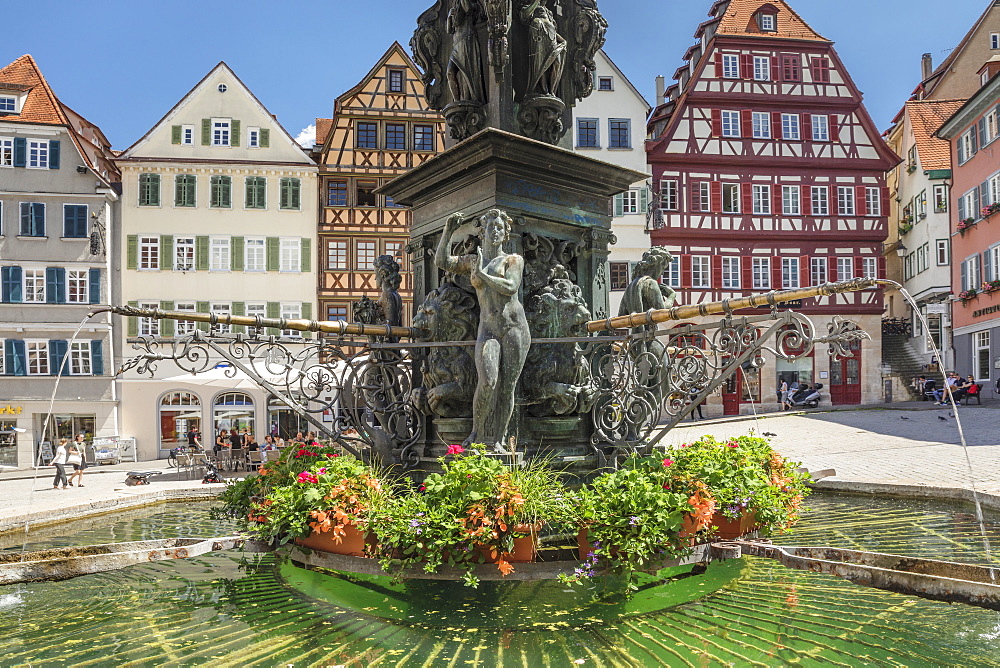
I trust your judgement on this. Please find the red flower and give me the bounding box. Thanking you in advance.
[662,458,674,467]
[446,444,465,455]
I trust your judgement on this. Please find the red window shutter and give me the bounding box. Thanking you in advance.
[853,256,864,279]
[742,258,753,291]
[800,255,811,287]
[771,259,784,290]
[711,109,722,137]
[878,255,886,280]
[690,181,702,211]
[828,256,839,282]
[741,182,753,214]
[770,57,780,82]
[715,57,724,78]
[771,112,783,140]
[711,181,723,213]
[801,186,812,216]
[881,187,890,216]
[740,54,753,79]
[772,184,784,216]
[712,256,723,289]
[855,185,868,216]
[681,254,693,289]
[829,115,839,142]
[802,114,812,141]
[741,109,752,137]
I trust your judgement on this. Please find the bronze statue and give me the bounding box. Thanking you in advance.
[618,247,677,324]
[435,209,529,451]
[519,0,567,98]
[447,0,487,104]
[374,255,403,329]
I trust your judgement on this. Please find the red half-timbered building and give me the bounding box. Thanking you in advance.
[646,0,900,411]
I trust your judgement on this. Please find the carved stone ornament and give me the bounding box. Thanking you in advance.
[569,0,607,100]
[444,101,488,141]
[411,1,446,109]
[516,94,566,144]
[485,0,511,82]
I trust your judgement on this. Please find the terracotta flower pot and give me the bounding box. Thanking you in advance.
[577,527,624,560]
[711,510,760,539]
[476,524,539,564]
[294,522,368,557]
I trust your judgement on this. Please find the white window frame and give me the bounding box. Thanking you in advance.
[782,185,801,215]
[752,112,771,139]
[660,179,679,210]
[985,243,999,284]
[174,236,195,272]
[23,268,46,303]
[782,114,800,140]
[993,33,1000,50]
[752,257,770,290]
[279,238,301,273]
[752,184,771,214]
[209,237,231,272]
[811,115,830,142]
[837,186,855,216]
[356,240,377,271]
[837,257,854,280]
[27,140,48,169]
[753,56,770,81]
[693,182,711,212]
[722,54,739,79]
[622,189,640,215]
[963,190,978,220]
[811,186,829,216]
[181,125,194,146]
[0,136,12,167]
[247,126,260,148]
[69,341,92,375]
[26,340,49,375]
[245,237,266,272]
[138,301,160,337]
[210,302,231,334]
[212,118,231,147]
[722,183,741,214]
[326,239,348,270]
[245,302,266,331]
[975,331,992,381]
[866,187,882,216]
[782,257,800,289]
[176,302,196,336]
[281,303,302,338]
[810,257,828,285]
[663,256,681,288]
[385,240,405,269]
[959,130,975,165]
[759,13,776,31]
[936,239,950,266]
[0,95,16,114]
[721,257,740,289]
[139,236,159,271]
[721,110,741,138]
[916,244,927,274]
[691,256,711,288]
[67,269,89,304]
[862,257,878,279]
[0,338,4,374]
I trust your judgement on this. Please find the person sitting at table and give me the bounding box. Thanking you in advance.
[291,431,304,445]
[215,429,229,455]
[246,433,259,451]
[304,431,319,446]
[262,435,277,451]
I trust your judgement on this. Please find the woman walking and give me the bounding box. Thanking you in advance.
[67,437,86,487]
[50,438,69,490]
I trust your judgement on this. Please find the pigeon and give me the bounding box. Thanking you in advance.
[938,416,948,421]
[762,431,777,438]
[900,416,910,420]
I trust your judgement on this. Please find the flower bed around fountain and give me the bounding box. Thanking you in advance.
[215,436,810,588]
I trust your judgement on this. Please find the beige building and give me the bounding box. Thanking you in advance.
[115,63,317,461]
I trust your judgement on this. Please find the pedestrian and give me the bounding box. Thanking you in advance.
[50,438,69,490]
[689,393,704,420]
[187,426,202,451]
[778,379,789,410]
[68,433,87,487]
[215,429,229,456]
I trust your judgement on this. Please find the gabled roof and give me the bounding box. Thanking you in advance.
[907,99,967,171]
[922,0,1000,97]
[716,0,830,42]
[0,54,68,125]
[315,118,333,146]
[331,41,421,118]
[597,49,651,111]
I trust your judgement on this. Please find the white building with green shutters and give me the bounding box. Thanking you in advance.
[115,62,317,461]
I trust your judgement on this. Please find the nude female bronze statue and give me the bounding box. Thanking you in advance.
[435,209,530,452]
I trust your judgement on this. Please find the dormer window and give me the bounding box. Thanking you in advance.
[0,96,15,113]
[759,13,776,31]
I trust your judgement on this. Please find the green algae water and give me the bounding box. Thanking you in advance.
[2,493,1000,666]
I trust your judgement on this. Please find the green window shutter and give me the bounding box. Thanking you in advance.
[266,301,281,334]
[231,301,245,333]
[301,302,312,338]
[127,301,138,337]
[160,301,175,337]
[266,237,280,272]
[201,119,211,145]
[160,235,173,270]
[300,238,312,272]
[171,126,182,144]
[195,236,210,271]
[259,129,270,147]
[196,301,210,331]
[231,236,245,271]
[231,120,241,147]
[614,193,624,217]
[222,176,231,207]
[126,235,138,270]
[639,187,650,215]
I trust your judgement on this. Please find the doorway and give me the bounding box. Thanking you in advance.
[830,340,862,405]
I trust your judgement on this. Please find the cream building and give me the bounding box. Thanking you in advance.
[115,63,317,461]
[571,50,652,318]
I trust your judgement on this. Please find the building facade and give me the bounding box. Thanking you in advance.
[313,43,445,326]
[570,50,652,316]
[114,63,318,461]
[0,55,120,469]
[645,0,899,414]
[938,65,1000,387]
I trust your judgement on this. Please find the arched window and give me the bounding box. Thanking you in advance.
[267,394,310,441]
[214,392,255,439]
[159,391,201,452]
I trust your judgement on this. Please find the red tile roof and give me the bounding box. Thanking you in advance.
[316,118,333,145]
[716,0,829,42]
[0,54,68,125]
[907,99,967,171]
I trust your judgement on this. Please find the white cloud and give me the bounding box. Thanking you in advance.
[295,123,316,148]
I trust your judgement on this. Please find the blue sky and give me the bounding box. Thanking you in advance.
[1,0,989,148]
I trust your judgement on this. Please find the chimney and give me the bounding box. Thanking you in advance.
[655,75,666,105]
[922,53,933,81]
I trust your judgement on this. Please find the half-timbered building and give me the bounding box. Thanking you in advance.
[313,43,445,325]
[646,0,900,412]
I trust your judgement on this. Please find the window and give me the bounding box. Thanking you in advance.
[622,189,640,215]
[0,96,16,113]
[963,255,982,291]
[691,256,711,288]
[752,112,771,139]
[281,303,302,338]
[782,185,801,215]
[210,237,230,272]
[811,186,829,216]
[986,245,1000,284]
[862,257,878,279]
[759,13,776,31]
[598,76,613,91]
[279,178,301,210]
[811,115,829,141]
[781,54,801,81]
[23,268,45,303]
[975,331,991,381]
[385,123,406,151]
[993,33,1000,50]
[181,125,194,145]
[916,189,927,219]
[19,202,45,237]
[722,257,740,289]
[327,240,348,270]
[245,176,266,209]
[837,186,855,216]
[907,145,918,171]
[67,269,89,303]
[356,122,377,149]
[609,119,630,148]
[722,54,739,79]
[175,174,196,207]
[782,258,800,288]
[139,174,160,207]
[385,241,405,268]
[610,262,630,290]
[752,184,771,214]
[356,241,377,270]
[245,302,266,331]
[356,180,377,207]
[326,304,348,321]
[388,69,405,93]
[210,302,231,335]
[915,244,926,274]
[176,303,196,336]
[753,56,771,81]
[961,189,977,220]
[63,205,87,238]
[138,301,160,337]
[663,255,681,288]
[577,119,598,147]
[782,114,800,140]
[245,237,265,272]
[837,257,854,280]
[413,125,434,151]
[810,257,828,285]
[867,187,883,216]
[660,180,679,210]
[212,119,230,146]
[959,129,976,164]
[903,252,914,281]
[936,239,950,266]
[139,236,159,271]
[175,237,195,271]
[325,180,348,208]
[26,341,49,375]
[69,341,91,375]
[210,175,232,208]
[279,238,301,272]
[692,182,711,212]
[721,111,741,138]
[247,127,260,148]
[0,137,12,166]
[992,174,1000,208]
[752,257,771,289]
[722,183,741,214]
[27,140,48,168]
[811,58,831,83]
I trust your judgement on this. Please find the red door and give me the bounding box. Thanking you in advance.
[723,369,741,415]
[829,340,862,405]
